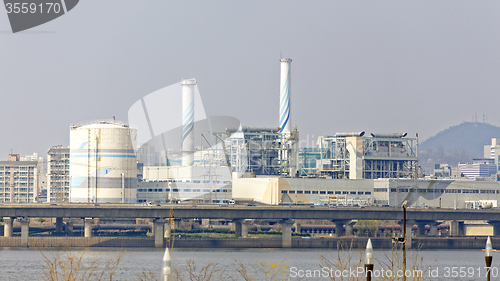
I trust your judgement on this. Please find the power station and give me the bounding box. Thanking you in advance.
[59,57,500,211]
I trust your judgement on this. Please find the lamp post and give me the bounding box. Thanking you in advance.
[485,236,492,281]
[365,238,373,281]
[402,200,408,281]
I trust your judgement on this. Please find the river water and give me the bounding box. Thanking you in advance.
[0,247,496,280]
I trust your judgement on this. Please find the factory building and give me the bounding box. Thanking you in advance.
[69,121,137,203]
[138,162,233,203]
[374,179,500,208]
[299,132,418,179]
[233,177,500,209]
[233,177,373,206]
[47,146,70,202]
[0,154,38,202]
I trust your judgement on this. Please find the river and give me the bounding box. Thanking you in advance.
[0,247,496,280]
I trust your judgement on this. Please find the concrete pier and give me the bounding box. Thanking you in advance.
[233,219,244,238]
[20,217,30,247]
[65,221,73,236]
[333,220,346,237]
[55,217,63,233]
[3,217,13,237]
[242,221,251,238]
[280,219,294,248]
[449,221,465,237]
[416,221,427,236]
[153,218,165,248]
[429,222,440,237]
[84,218,93,238]
[345,220,356,236]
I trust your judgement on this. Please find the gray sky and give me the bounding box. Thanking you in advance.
[1,1,500,158]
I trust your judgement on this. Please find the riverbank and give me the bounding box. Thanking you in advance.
[0,236,498,249]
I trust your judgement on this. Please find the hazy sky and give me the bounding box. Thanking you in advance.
[1,1,500,159]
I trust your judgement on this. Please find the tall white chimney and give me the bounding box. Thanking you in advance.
[279,58,292,134]
[181,79,196,166]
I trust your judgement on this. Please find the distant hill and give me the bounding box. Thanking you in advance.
[419,122,500,174]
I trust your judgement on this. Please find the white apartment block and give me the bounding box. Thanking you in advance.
[0,154,38,202]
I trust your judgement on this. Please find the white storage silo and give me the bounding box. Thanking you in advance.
[69,121,137,203]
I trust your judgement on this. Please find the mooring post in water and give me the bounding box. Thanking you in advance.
[485,236,492,281]
[161,247,172,281]
[365,238,373,281]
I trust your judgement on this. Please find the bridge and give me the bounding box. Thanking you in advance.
[2,204,500,247]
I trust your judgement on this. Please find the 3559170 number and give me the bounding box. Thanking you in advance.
[5,3,61,14]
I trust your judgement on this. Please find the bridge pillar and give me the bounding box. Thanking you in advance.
[345,220,356,237]
[488,221,500,237]
[153,219,165,248]
[3,217,13,237]
[242,220,252,238]
[428,222,440,237]
[20,217,30,247]
[84,218,93,238]
[333,220,346,237]
[233,219,245,238]
[65,221,73,236]
[280,219,294,248]
[55,217,64,233]
[415,221,427,237]
[449,221,464,237]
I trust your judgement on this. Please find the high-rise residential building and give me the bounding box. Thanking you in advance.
[47,146,70,202]
[0,154,38,202]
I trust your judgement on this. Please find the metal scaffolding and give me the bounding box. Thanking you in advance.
[201,127,298,176]
[300,133,418,179]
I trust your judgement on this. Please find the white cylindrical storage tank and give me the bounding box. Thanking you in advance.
[69,122,137,203]
[279,58,292,134]
[181,79,196,166]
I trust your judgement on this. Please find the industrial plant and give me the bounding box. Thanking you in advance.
[0,57,498,214]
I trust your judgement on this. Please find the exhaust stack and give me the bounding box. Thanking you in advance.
[279,58,292,134]
[181,79,196,166]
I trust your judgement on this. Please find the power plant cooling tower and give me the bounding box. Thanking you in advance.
[279,58,292,134]
[181,79,196,167]
[69,122,137,203]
